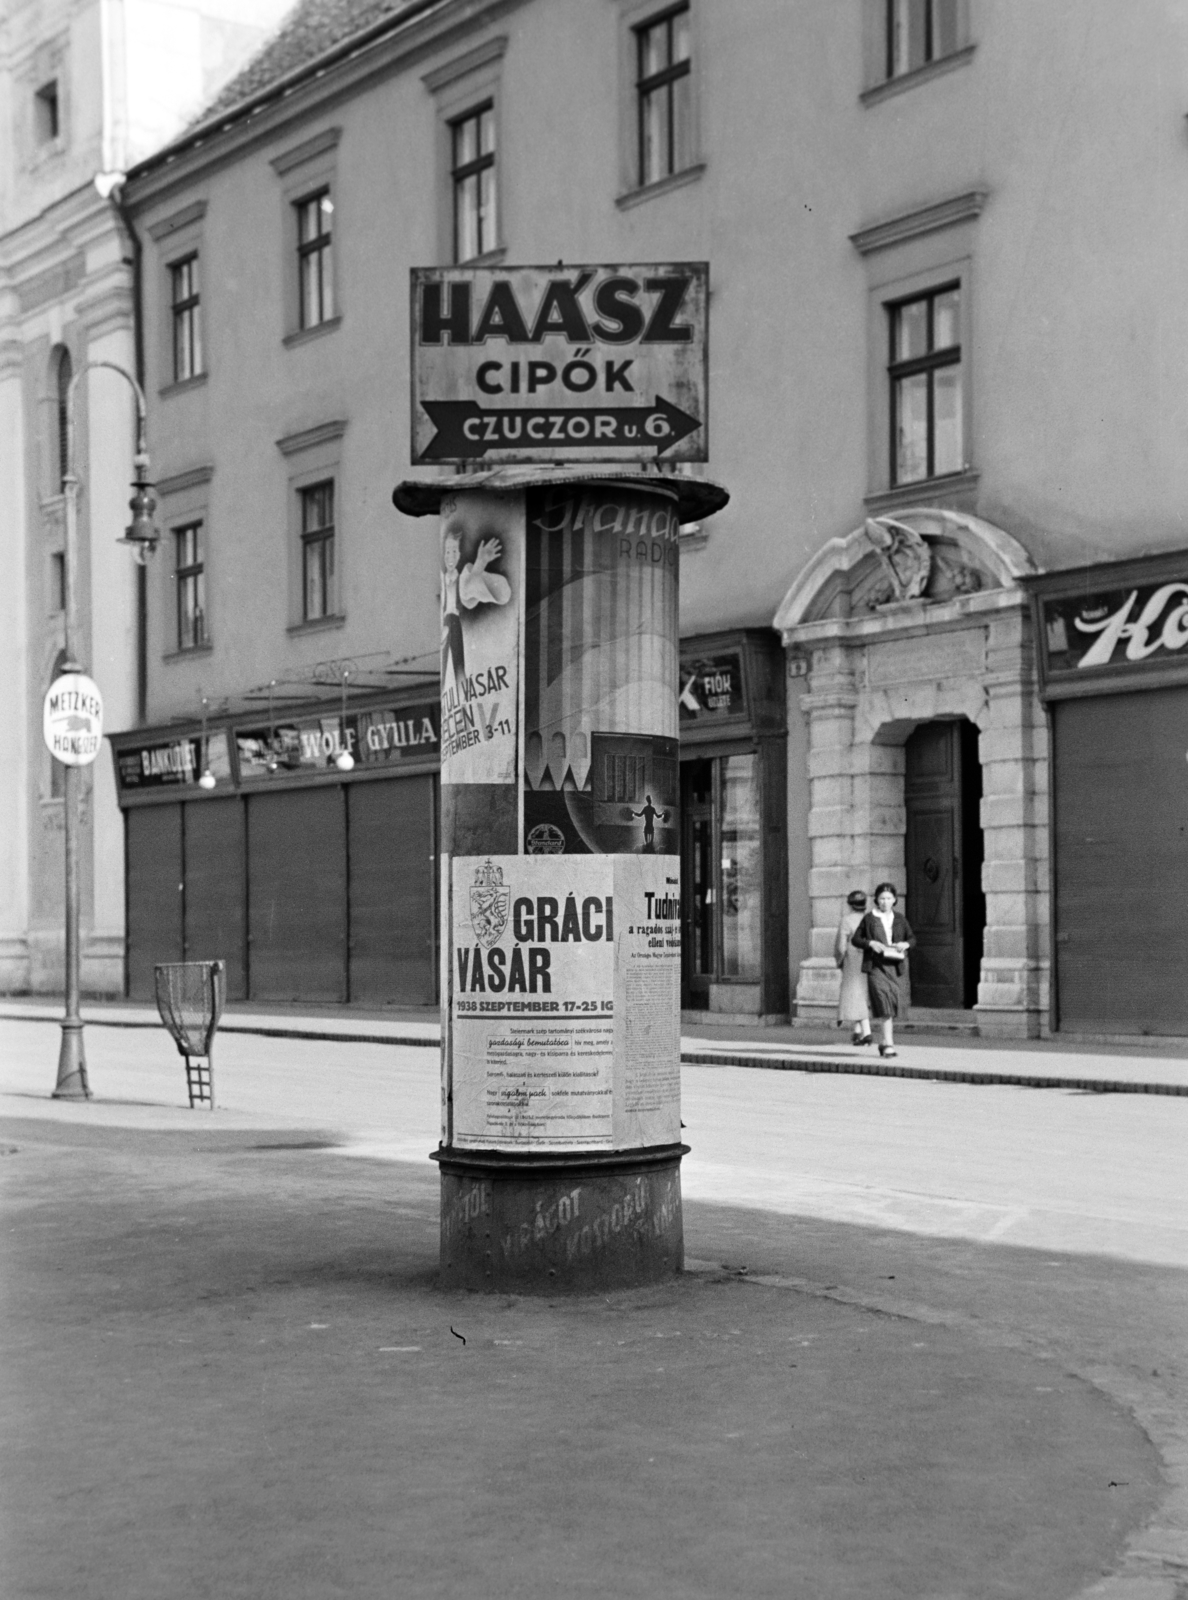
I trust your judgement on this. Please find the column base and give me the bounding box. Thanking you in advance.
[432,1143,688,1294]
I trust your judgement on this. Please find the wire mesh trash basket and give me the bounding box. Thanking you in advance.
[154,961,225,1109]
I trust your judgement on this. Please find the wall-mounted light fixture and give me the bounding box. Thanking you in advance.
[335,668,355,770]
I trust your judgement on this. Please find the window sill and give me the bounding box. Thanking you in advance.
[159,373,208,399]
[864,469,980,515]
[162,643,214,662]
[616,163,706,212]
[861,44,976,107]
[287,613,345,636]
[283,315,342,349]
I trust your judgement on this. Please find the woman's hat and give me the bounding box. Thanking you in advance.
[846,890,867,909]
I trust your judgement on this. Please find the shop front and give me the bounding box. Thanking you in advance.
[1024,551,1188,1036]
[111,692,439,1006]
[677,631,788,1021]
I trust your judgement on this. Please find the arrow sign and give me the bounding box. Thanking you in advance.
[419,396,701,461]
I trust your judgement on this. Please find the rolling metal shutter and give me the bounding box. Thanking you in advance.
[1053,686,1188,1033]
[247,787,347,1003]
[183,798,247,1001]
[125,804,183,999]
[348,776,436,1005]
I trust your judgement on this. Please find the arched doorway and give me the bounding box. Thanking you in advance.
[774,508,1048,1038]
[903,718,984,1009]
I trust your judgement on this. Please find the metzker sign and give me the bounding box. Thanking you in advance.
[43,673,104,766]
[410,262,708,465]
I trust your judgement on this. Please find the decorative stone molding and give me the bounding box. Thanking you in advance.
[849,189,989,257]
[270,126,342,176]
[775,510,1048,1038]
[276,418,348,456]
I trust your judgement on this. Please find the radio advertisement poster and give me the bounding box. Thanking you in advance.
[449,854,679,1151]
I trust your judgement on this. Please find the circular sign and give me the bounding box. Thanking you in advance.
[526,822,566,855]
[43,673,104,767]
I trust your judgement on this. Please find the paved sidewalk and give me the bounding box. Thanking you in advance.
[4,996,1187,1094]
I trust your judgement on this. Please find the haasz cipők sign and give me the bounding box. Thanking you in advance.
[411,262,708,465]
[1043,580,1188,675]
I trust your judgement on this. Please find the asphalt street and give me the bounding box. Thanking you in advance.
[2,1016,1186,1600]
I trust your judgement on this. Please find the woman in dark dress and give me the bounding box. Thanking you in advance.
[851,882,916,1058]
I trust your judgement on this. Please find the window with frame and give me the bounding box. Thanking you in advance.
[296,190,335,328]
[300,481,336,621]
[34,80,60,144]
[886,0,959,79]
[635,4,691,187]
[170,254,203,382]
[54,345,71,491]
[175,522,207,650]
[888,282,962,486]
[450,103,496,262]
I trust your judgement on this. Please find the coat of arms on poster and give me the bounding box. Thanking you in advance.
[469,860,510,948]
[410,262,708,465]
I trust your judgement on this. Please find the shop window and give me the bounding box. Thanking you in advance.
[682,752,762,991]
[635,5,691,187]
[170,254,203,382]
[296,190,335,329]
[174,522,207,650]
[34,80,60,143]
[450,103,496,263]
[300,481,336,621]
[888,282,962,486]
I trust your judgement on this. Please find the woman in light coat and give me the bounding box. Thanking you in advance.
[834,889,873,1045]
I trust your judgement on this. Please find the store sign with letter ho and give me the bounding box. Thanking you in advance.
[410,262,708,465]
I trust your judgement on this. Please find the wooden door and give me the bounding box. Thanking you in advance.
[183,797,247,1000]
[680,759,713,1009]
[1053,687,1188,1034]
[904,721,982,1008]
[125,804,183,999]
[247,787,347,1002]
[347,776,436,1005]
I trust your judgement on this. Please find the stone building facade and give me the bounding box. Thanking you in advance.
[0,0,291,994]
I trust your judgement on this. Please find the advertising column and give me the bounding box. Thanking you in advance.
[422,479,695,1289]
[398,260,726,1290]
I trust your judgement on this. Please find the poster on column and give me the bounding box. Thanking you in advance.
[450,854,680,1150]
[439,489,523,789]
[521,483,680,858]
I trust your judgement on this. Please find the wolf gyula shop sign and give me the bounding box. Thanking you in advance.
[410,262,708,465]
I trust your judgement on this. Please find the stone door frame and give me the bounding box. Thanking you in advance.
[774,509,1049,1039]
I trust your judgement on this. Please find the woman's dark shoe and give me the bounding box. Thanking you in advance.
[878,1044,898,1058]
[852,1031,873,1046]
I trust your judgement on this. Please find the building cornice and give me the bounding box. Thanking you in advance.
[270,126,342,176]
[157,464,215,496]
[276,419,348,456]
[850,189,989,256]
[122,0,526,213]
[146,200,208,242]
[421,33,507,92]
[76,280,134,339]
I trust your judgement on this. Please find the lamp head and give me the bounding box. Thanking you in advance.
[335,750,355,772]
[120,471,160,564]
[198,769,217,791]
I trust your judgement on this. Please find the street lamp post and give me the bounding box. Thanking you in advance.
[52,360,159,1100]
